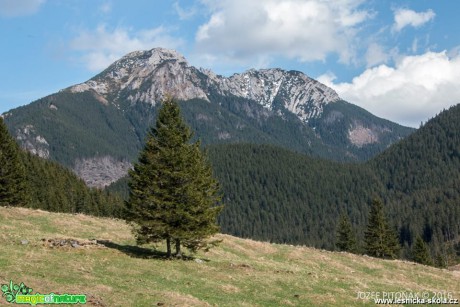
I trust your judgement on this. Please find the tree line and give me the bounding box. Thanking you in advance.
[0,116,124,217]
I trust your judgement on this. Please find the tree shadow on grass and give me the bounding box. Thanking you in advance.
[96,240,168,259]
[96,240,210,262]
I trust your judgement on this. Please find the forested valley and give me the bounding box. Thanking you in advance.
[2,103,460,266]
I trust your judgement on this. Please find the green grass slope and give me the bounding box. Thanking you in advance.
[0,207,458,306]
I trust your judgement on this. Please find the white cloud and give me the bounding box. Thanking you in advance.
[70,25,184,71]
[0,0,45,17]
[317,71,337,86]
[392,8,435,32]
[173,1,197,20]
[365,43,389,68]
[195,0,370,66]
[325,51,460,127]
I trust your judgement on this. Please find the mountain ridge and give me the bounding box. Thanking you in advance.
[3,47,414,186]
[68,47,340,122]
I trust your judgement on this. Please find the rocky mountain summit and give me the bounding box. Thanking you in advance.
[69,48,340,123]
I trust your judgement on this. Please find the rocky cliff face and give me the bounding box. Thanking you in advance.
[69,48,340,122]
[69,48,210,105]
[73,156,132,188]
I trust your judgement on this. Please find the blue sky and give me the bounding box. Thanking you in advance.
[1,0,459,127]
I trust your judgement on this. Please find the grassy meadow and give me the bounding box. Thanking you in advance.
[0,207,458,306]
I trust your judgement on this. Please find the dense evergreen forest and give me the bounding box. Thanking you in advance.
[209,106,460,263]
[21,152,124,217]
[207,143,378,246]
[1,116,124,217]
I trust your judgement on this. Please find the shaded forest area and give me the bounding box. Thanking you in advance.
[206,104,460,263]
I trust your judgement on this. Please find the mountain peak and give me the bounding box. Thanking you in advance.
[121,48,188,66]
[216,67,340,121]
[68,48,340,121]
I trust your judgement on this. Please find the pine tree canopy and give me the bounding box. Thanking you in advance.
[125,96,223,257]
[0,117,27,206]
[336,214,357,253]
[364,198,400,259]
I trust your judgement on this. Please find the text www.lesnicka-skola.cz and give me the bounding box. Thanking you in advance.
[357,291,459,305]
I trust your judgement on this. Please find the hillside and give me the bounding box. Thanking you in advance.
[205,105,460,256]
[3,48,413,187]
[0,115,123,218]
[206,143,377,248]
[104,105,460,261]
[0,207,458,306]
[370,104,460,255]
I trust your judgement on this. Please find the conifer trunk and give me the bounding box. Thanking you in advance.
[166,237,171,257]
[175,239,181,257]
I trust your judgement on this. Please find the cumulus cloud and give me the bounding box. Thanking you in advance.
[195,0,370,66]
[321,51,460,127]
[365,43,389,67]
[70,25,184,71]
[392,8,435,32]
[0,0,45,17]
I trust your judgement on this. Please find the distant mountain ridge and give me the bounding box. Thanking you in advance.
[69,48,340,123]
[3,48,413,186]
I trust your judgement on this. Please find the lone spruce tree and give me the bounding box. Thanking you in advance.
[336,214,357,253]
[364,199,400,259]
[0,117,26,206]
[126,97,222,257]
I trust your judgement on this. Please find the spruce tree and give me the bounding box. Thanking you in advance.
[0,117,27,206]
[364,199,400,259]
[336,214,357,253]
[412,236,433,265]
[125,97,222,257]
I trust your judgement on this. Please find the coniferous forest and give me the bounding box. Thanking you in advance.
[208,104,460,265]
[22,152,124,217]
[0,117,124,218]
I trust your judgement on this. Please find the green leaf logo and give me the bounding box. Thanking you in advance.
[1,280,33,304]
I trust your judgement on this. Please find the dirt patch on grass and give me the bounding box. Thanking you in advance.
[219,284,240,293]
[85,294,107,306]
[158,291,211,306]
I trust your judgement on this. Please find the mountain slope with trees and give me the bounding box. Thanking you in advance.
[0,116,124,217]
[198,105,460,263]
[0,117,27,206]
[106,104,460,265]
[2,48,413,187]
